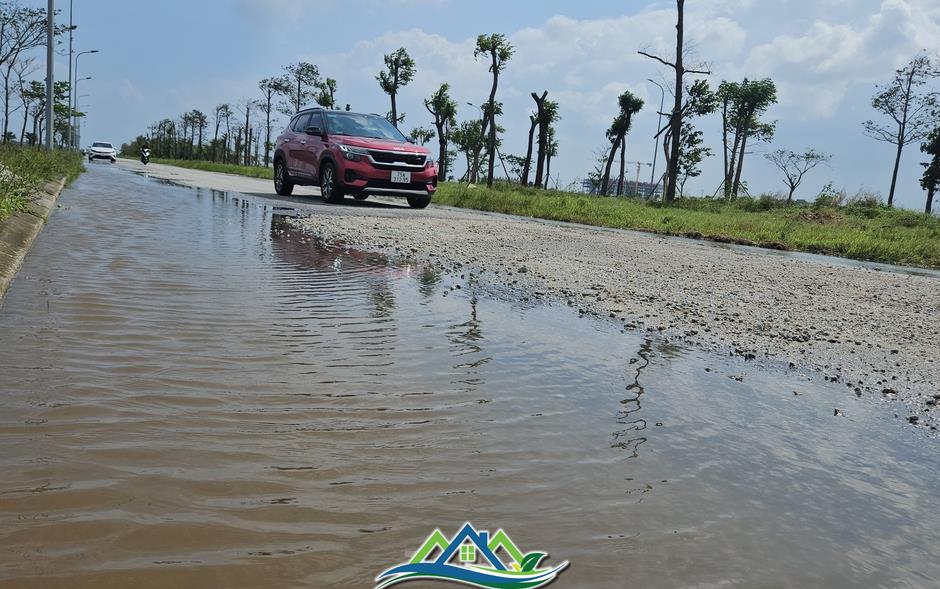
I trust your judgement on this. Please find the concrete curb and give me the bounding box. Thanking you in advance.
[0,176,68,299]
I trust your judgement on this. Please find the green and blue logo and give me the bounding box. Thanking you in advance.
[375,522,568,589]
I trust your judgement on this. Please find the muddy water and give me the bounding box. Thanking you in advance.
[1,166,938,589]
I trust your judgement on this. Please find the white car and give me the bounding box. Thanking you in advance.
[88,141,117,163]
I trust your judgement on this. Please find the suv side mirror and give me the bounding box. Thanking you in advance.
[305,126,324,137]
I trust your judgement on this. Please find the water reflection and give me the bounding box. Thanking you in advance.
[612,339,651,459]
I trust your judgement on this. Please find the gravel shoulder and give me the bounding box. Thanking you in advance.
[117,160,940,428]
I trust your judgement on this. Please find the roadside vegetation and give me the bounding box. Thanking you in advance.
[435,182,940,268]
[0,145,83,221]
[148,158,273,180]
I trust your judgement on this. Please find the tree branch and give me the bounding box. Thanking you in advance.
[638,51,676,70]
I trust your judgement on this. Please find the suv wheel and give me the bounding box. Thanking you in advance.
[320,162,344,204]
[274,159,294,196]
[407,195,431,209]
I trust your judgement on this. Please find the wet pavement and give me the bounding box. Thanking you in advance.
[1,165,938,588]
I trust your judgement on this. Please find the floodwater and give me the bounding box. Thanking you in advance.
[1,166,938,589]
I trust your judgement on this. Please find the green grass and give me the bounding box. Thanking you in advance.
[434,182,940,269]
[0,145,84,221]
[150,158,274,179]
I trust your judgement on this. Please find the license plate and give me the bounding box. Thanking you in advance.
[391,171,411,184]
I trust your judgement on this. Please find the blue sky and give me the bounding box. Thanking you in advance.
[41,0,940,209]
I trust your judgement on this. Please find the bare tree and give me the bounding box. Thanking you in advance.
[530,91,548,187]
[639,0,710,203]
[521,113,537,186]
[238,99,257,166]
[13,54,35,142]
[863,53,940,207]
[764,148,831,202]
[377,47,415,128]
[476,34,514,187]
[258,78,283,166]
[0,3,49,142]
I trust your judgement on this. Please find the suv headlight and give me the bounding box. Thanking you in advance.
[338,144,369,162]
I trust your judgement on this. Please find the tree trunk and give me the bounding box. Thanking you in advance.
[546,152,552,189]
[601,137,620,196]
[437,126,447,180]
[617,136,626,196]
[532,92,548,188]
[663,0,685,204]
[390,92,398,128]
[732,129,749,199]
[2,72,10,143]
[721,101,729,197]
[787,185,796,203]
[264,98,272,167]
[926,187,935,215]
[888,140,904,207]
[521,116,536,186]
[485,52,500,188]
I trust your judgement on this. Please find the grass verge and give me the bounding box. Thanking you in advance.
[434,183,940,269]
[151,158,274,180]
[0,146,84,221]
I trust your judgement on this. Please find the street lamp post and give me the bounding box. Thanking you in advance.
[44,0,54,149]
[647,79,666,197]
[76,93,89,149]
[73,75,90,148]
[72,50,98,148]
[67,0,73,149]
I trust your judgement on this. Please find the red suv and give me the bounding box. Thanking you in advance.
[273,108,437,208]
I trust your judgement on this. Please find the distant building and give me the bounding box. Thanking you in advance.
[582,178,663,199]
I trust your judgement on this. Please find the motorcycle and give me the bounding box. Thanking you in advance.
[140,147,151,165]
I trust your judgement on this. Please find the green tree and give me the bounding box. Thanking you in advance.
[475,33,514,187]
[452,119,486,183]
[921,126,940,214]
[408,126,435,146]
[530,93,559,189]
[377,47,415,128]
[190,110,208,158]
[277,62,320,115]
[863,53,940,207]
[676,122,711,197]
[718,78,777,199]
[424,83,458,180]
[316,78,337,109]
[545,126,559,189]
[601,91,644,196]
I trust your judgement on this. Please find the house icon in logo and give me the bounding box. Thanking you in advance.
[375,522,568,589]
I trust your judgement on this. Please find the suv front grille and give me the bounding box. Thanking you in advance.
[368,150,426,167]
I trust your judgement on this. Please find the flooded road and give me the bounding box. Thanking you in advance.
[1,165,938,588]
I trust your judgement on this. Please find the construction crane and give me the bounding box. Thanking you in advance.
[623,161,653,196]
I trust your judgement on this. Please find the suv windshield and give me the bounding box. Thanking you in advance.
[324,112,406,142]
[92,142,113,148]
